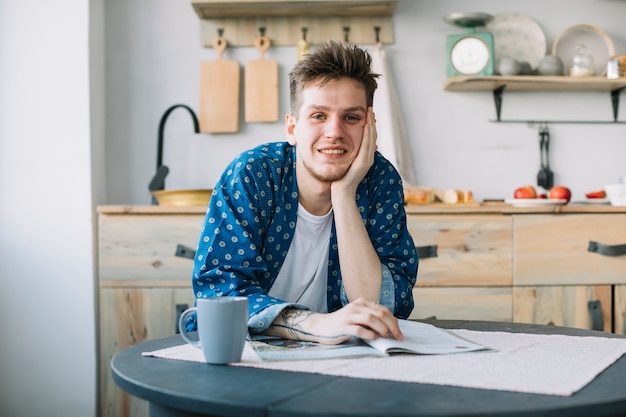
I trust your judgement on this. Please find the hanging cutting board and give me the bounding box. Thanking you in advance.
[245,35,279,123]
[199,36,240,133]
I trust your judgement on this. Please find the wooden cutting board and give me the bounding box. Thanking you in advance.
[199,36,240,133]
[245,35,278,123]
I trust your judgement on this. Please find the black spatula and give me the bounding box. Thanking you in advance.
[537,128,553,190]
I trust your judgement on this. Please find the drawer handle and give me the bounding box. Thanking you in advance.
[587,300,604,331]
[416,245,438,259]
[176,244,196,260]
[587,241,626,257]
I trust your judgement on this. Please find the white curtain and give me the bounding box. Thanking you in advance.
[369,43,416,185]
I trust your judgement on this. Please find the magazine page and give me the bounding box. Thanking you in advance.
[249,338,386,361]
[365,320,490,355]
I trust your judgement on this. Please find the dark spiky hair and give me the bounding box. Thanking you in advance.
[288,41,379,116]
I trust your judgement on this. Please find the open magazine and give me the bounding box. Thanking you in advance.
[250,320,491,361]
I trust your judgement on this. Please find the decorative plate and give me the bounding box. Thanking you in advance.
[552,24,615,76]
[505,198,567,207]
[485,13,547,69]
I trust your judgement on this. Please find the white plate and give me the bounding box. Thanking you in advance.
[552,24,615,76]
[574,198,610,205]
[485,13,547,69]
[505,198,567,207]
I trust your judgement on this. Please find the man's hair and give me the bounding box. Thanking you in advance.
[288,41,379,117]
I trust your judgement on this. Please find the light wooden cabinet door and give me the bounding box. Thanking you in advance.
[98,211,203,417]
[100,287,196,417]
[407,215,513,287]
[410,287,512,322]
[514,214,626,286]
[513,285,612,332]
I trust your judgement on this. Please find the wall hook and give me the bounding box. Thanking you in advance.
[374,26,381,43]
[301,27,308,41]
[343,26,350,43]
[259,27,266,37]
[213,28,226,47]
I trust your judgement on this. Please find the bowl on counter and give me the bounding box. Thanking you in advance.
[152,189,213,206]
[604,184,626,206]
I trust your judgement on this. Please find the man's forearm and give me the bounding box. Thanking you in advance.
[262,308,347,343]
[332,196,382,302]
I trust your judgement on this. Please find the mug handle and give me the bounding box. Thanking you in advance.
[178,307,201,348]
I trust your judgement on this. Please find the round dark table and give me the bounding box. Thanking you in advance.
[111,320,626,417]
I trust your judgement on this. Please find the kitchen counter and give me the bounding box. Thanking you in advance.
[98,203,626,215]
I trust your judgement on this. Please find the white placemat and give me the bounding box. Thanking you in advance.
[142,329,626,396]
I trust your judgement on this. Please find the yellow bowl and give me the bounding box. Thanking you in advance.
[151,189,213,207]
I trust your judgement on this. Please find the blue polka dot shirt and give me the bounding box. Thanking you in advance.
[189,142,418,333]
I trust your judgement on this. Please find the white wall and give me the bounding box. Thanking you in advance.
[105,0,626,205]
[0,0,100,416]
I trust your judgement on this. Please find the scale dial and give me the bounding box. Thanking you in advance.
[450,36,491,75]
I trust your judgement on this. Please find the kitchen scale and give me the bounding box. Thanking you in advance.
[444,12,495,77]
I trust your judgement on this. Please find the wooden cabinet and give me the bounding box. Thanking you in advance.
[406,214,513,322]
[513,213,626,333]
[97,204,626,417]
[411,287,512,322]
[98,206,205,417]
[405,206,626,333]
[513,285,612,332]
[513,214,626,286]
[100,288,196,417]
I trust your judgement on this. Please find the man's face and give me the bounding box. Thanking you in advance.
[286,77,368,185]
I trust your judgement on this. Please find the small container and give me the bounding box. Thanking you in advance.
[607,59,620,79]
[569,44,595,76]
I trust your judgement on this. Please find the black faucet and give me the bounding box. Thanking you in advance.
[148,104,200,203]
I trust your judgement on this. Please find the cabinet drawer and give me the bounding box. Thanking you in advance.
[513,285,611,332]
[407,215,512,286]
[409,287,512,322]
[99,214,204,285]
[514,214,626,286]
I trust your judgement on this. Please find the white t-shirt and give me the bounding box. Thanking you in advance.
[268,204,333,313]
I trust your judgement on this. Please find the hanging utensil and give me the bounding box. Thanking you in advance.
[297,27,310,61]
[536,127,554,190]
[543,128,554,189]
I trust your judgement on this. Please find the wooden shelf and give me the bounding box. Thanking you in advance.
[191,0,398,18]
[444,76,626,124]
[191,0,397,47]
[444,76,626,92]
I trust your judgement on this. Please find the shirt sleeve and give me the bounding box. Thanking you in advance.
[248,302,309,334]
[339,263,395,311]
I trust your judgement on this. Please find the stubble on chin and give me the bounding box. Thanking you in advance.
[302,158,348,183]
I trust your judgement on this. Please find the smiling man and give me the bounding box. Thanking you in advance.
[189,41,418,345]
